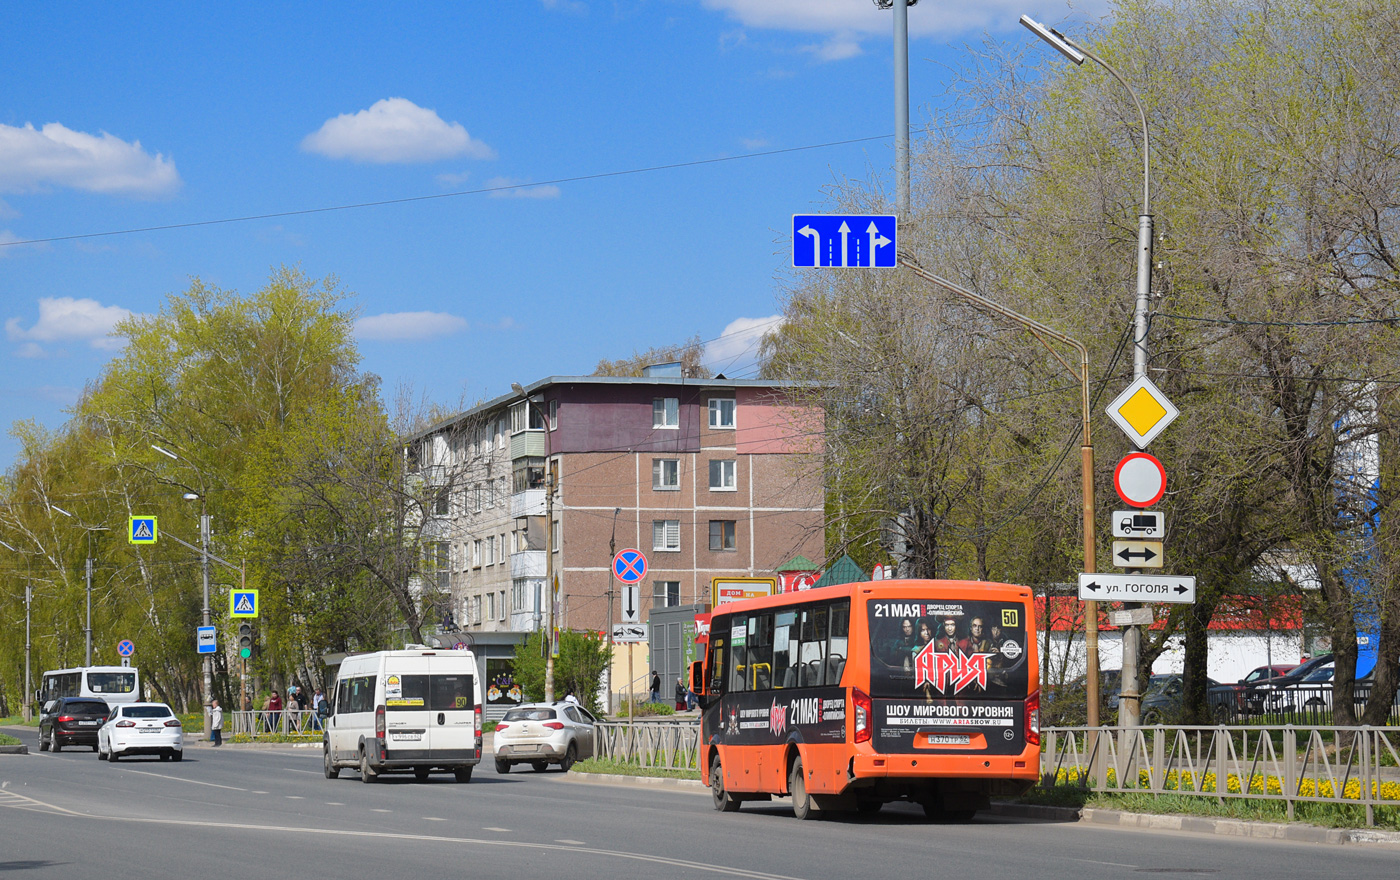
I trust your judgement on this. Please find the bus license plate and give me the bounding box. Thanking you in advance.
[928,734,970,745]
[391,732,422,741]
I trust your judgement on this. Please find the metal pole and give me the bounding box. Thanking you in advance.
[25,585,32,723]
[85,556,93,666]
[201,512,213,740]
[893,0,911,218]
[544,460,555,703]
[607,508,619,713]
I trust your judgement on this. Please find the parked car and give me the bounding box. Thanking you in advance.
[38,697,110,752]
[97,702,183,762]
[493,702,597,773]
[1247,654,1333,714]
[1043,669,1123,724]
[1272,662,1335,713]
[1139,674,1236,724]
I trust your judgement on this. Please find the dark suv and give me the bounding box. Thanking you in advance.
[39,697,111,752]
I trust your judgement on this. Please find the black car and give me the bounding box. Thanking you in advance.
[39,697,111,752]
[1139,674,1238,724]
[1247,653,1334,715]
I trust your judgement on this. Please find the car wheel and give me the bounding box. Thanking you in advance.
[531,760,549,772]
[454,766,473,783]
[560,743,577,773]
[414,767,430,781]
[97,746,107,761]
[160,752,171,762]
[495,757,511,774]
[1143,709,1162,725]
[171,750,183,762]
[52,739,62,753]
[359,752,376,783]
[789,757,815,820]
[38,733,49,752]
[91,744,98,753]
[710,757,740,812]
[109,749,120,763]
[1213,704,1231,724]
[1305,697,1325,710]
[324,748,340,779]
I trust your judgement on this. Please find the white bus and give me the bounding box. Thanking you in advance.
[37,666,141,709]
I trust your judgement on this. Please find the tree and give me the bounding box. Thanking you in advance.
[594,335,713,378]
[511,630,611,714]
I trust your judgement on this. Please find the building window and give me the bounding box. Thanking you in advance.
[474,484,483,512]
[653,580,681,608]
[484,536,495,566]
[469,595,481,625]
[653,397,679,429]
[433,488,450,516]
[511,400,546,434]
[513,457,546,492]
[552,518,561,552]
[472,539,482,568]
[548,399,558,430]
[653,458,680,490]
[486,591,496,620]
[708,397,736,429]
[708,459,736,491]
[709,520,736,551]
[499,591,507,620]
[653,519,680,552]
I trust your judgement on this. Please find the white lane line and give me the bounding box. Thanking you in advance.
[122,769,249,792]
[483,827,511,832]
[282,768,321,775]
[424,817,446,821]
[326,802,345,806]
[286,796,305,800]
[372,808,392,813]
[1069,859,1139,868]
[555,839,586,845]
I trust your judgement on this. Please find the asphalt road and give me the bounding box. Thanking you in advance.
[1,725,1396,879]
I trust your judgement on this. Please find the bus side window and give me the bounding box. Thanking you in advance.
[798,606,828,686]
[827,601,850,684]
[709,637,727,695]
[773,610,796,688]
[747,613,774,690]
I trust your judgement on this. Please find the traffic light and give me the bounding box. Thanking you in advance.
[238,623,253,659]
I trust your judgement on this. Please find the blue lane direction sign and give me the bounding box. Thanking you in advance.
[128,516,158,545]
[229,589,259,618]
[117,639,135,657]
[196,625,217,654]
[612,549,648,584]
[793,214,897,268]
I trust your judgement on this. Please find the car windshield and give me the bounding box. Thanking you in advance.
[1302,666,1334,682]
[503,707,557,722]
[123,706,173,718]
[66,701,108,714]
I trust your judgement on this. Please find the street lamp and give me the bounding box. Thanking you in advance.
[511,382,557,702]
[151,443,215,740]
[874,0,919,217]
[0,538,31,721]
[1023,13,1155,727]
[49,504,109,667]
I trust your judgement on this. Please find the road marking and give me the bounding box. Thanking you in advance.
[555,839,586,845]
[282,767,321,775]
[123,769,249,792]
[0,792,804,880]
[286,796,304,800]
[424,817,446,821]
[325,802,345,806]
[1070,859,1139,869]
[483,827,511,832]
[372,808,392,813]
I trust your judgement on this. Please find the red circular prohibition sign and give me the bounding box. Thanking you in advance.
[1113,452,1167,508]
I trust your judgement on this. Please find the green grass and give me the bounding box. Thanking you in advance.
[0,733,22,746]
[1024,785,1400,831]
[571,756,702,780]
[0,715,40,727]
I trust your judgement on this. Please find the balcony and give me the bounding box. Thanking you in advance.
[511,489,545,519]
[511,551,546,579]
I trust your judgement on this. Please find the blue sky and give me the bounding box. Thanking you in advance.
[0,0,1105,467]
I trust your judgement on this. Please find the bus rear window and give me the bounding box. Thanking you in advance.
[87,672,135,694]
[386,674,475,711]
[866,598,1029,699]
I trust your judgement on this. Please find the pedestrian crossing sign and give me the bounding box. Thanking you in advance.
[128,516,158,545]
[230,590,259,618]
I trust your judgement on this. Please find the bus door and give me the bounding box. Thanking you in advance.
[865,598,1032,755]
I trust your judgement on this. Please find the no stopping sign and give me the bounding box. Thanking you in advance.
[1114,452,1166,508]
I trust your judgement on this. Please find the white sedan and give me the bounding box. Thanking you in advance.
[493,702,597,773]
[98,702,184,762]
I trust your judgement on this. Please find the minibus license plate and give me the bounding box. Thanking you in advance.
[392,732,422,741]
[928,733,970,745]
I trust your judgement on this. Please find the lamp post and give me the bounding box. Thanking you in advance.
[896,258,1099,727]
[606,506,621,710]
[1022,14,1154,727]
[874,0,918,218]
[49,505,109,668]
[151,444,214,740]
[0,538,30,721]
[511,383,557,702]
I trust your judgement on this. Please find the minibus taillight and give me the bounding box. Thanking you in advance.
[853,688,872,744]
[375,705,387,759]
[1025,690,1041,747]
[474,705,482,739]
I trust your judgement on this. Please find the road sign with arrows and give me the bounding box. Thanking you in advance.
[1112,540,1164,568]
[1078,573,1195,604]
[621,584,640,624]
[792,214,897,268]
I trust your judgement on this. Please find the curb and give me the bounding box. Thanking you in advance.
[0,744,29,755]
[562,770,708,792]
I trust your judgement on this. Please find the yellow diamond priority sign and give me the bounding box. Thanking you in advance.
[1106,376,1179,449]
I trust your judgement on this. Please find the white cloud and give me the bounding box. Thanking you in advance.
[14,342,47,359]
[705,315,783,373]
[6,297,132,352]
[436,171,472,187]
[0,122,180,196]
[355,311,470,341]
[485,177,562,199]
[302,98,495,164]
[803,38,863,62]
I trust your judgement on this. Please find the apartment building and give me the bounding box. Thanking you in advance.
[410,368,825,637]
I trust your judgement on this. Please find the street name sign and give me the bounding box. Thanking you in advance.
[1110,607,1155,627]
[1078,573,1196,604]
[612,623,648,644]
[1112,540,1165,568]
[128,516,158,545]
[196,625,216,654]
[1106,375,1179,448]
[792,214,897,268]
[621,584,641,624]
[1113,510,1166,538]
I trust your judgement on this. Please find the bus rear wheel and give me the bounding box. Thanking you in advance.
[710,757,740,812]
[789,757,815,821]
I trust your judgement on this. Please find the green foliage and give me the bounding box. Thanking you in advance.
[510,630,611,713]
[571,757,701,780]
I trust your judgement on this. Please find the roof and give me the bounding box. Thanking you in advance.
[776,555,817,572]
[813,554,869,588]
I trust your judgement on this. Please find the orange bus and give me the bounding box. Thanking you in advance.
[689,579,1039,820]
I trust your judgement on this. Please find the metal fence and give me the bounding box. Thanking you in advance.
[595,720,700,771]
[230,709,322,739]
[1041,725,1400,826]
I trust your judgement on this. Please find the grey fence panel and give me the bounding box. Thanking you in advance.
[231,709,322,739]
[595,720,700,771]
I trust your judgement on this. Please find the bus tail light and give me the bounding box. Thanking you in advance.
[475,705,482,739]
[1025,690,1041,747]
[852,688,872,744]
[375,705,387,760]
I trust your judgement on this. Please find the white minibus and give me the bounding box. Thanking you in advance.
[37,666,141,710]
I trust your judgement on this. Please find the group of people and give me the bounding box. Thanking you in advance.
[885,616,1009,669]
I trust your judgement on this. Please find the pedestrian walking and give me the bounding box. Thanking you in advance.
[264,690,283,733]
[649,670,661,703]
[210,699,224,747]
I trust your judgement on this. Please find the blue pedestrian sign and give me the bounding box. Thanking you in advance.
[229,589,259,618]
[793,214,897,268]
[612,549,648,584]
[128,516,158,545]
[196,626,216,654]
[117,639,135,657]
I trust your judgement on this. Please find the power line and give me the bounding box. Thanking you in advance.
[0,134,893,249]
